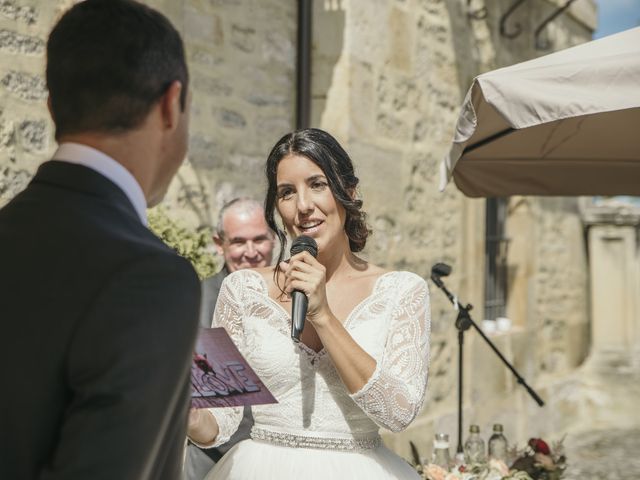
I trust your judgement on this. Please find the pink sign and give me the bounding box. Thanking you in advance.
[191,327,277,409]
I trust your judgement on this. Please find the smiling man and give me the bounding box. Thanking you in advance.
[199,197,275,328]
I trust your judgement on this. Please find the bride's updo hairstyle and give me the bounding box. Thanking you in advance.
[264,128,371,268]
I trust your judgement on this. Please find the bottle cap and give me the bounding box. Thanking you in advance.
[493,424,503,432]
[470,424,480,433]
[434,433,450,448]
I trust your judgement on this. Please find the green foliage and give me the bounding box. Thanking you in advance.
[148,207,217,280]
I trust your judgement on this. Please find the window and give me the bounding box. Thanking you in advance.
[484,198,509,321]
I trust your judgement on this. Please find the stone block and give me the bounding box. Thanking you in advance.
[0,165,31,201]
[375,112,409,142]
[413,119,429,143]
[17,119,47,153]
[224,152,263,173]
[188,133,222,170]
[206,0,242,6]
[231,24,256,53]
[246,93,287,107]
[255,115,291,146]
[193,76,233,97]
[1,71,47,102]
[217,108,246,129]
[386,6,412,71]
[347,60,374,137]
[0,114,15,149]
[0,29,45,55]
[261,32,294,65]
[0,1,37,25]
[427,334,456,401]
[565,322,589,369]
[346,139,402,207]
[174,180,210,216]
[416,0,444,16]
[184,7,223,45]
[347,1,388,64]
[188,48,224,69]
[376,73,420,113]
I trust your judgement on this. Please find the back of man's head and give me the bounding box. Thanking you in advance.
[46,0,189,140]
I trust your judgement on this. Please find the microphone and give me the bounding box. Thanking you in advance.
[430,262,452,288]
[431,262,452,279]
[289,235,318,342]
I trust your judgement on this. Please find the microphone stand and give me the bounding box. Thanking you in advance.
[430,269,545,458]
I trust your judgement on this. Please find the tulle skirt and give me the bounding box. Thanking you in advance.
[204,438,420,479]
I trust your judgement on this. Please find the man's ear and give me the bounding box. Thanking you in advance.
[213,234,225,256]
[160,80,183,130]
[46,96,59,140]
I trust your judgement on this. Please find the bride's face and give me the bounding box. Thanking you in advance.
[275,154,347,254]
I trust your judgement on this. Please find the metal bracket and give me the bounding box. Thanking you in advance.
[499,0,528,39]
[467,0,488,20]
[535,0,578,50]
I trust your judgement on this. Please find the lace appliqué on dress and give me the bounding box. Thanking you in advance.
[349,275,431,432]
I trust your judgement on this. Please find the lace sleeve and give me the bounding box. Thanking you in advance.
[193,273,245,448]
[350,274,430,432]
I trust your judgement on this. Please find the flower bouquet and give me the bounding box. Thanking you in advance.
[413,437,566,480]
[509,438,567,480]
[423,459,532,480]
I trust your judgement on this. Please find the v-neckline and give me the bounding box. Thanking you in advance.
[247,269,395,356]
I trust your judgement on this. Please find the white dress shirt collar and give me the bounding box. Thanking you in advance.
[52,142,148,225]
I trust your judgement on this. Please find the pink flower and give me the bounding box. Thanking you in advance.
[488,458,510,476]
[424,464,448,480]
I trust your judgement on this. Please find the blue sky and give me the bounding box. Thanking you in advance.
[594,0,640,38]
[593,1,640,207]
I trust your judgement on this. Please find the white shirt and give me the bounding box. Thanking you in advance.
[53,142,148,225]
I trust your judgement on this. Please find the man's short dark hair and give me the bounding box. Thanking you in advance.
[46,0,189,139]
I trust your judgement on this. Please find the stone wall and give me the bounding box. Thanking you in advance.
[0,0,297,225]
[164,0,297,227]
[0,1,62,205]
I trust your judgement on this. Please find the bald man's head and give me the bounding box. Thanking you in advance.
[214,198,274,272]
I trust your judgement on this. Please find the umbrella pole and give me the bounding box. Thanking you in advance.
[430,264,545,458]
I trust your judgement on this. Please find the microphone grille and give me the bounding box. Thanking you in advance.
[290,235,318,258]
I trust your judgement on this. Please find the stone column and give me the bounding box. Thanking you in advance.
[559,199,640,431]
[582,199,640,372]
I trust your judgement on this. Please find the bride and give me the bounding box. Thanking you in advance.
[188,128,431,479]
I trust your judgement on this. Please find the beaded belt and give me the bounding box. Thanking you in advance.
[251,426,381,452]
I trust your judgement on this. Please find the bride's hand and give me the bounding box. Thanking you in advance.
[280,251,330,325]
[187,408,219,444]
[187,407,204,433]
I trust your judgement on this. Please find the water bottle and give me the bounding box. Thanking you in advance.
[463,424,485,464]
[488,424,508,462]
[431,433,451,470]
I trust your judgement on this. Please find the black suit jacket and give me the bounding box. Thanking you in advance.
[0,161,201,480]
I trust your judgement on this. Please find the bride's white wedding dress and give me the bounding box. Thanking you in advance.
[197,269,430,479]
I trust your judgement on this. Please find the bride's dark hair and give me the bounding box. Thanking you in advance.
[264,128,371,269]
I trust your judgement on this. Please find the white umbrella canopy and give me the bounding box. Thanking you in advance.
[440,27,640,198]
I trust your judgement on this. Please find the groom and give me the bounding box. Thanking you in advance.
[0,1,201,479]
